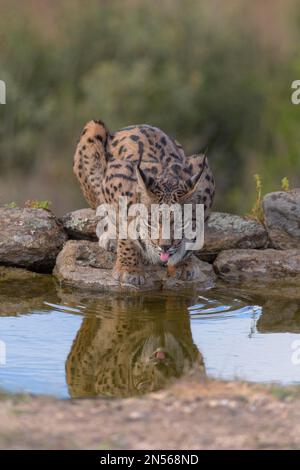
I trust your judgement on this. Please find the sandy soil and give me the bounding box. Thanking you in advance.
[1,376,300,450]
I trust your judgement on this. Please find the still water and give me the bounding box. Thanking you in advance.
[0,277,300,398]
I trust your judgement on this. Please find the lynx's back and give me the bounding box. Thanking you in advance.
[74,121,215,213]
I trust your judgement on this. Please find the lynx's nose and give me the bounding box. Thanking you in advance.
[160,244,171,253]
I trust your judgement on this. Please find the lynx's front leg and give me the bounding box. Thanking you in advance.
[113,239,145,286]
[172,254,202,281]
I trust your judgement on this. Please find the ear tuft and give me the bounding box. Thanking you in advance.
[136,166,147,191]
[180,155,207,202]
[136,166,156,201]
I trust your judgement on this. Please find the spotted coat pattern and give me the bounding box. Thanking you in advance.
[73,120,215,286]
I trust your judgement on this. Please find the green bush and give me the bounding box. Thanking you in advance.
[0,0,299,214]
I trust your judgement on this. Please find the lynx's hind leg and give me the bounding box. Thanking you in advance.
[73,120,109,209]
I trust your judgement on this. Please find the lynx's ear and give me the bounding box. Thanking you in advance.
[180,155,208,203]
[136,166,157,202]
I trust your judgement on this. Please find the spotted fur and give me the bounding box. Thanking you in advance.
[73,120,215,286]
[66,296,204,397]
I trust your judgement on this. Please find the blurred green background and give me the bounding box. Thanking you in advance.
[0,0,300,215]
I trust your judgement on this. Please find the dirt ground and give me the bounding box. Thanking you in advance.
[1,376,300,450]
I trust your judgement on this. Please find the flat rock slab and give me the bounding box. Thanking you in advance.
[214,248,300,285]
[0,208,67,272]
[198,212,268,261]
[263,189,300,249]
[54,240,216,292]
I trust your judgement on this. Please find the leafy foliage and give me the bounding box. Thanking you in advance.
[248,174,293,223]
[0,0,299,213]
[24,200,52,210]
[281,177,290,191]
[4,201,18,209]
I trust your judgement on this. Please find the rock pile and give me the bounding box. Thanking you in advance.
[1,188,299,291]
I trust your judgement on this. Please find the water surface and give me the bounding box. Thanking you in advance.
[0,278,300,398]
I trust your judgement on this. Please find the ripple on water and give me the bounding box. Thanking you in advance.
[0,281,300,398]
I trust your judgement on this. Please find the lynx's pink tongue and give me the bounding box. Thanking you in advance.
[155,350,166,360]
[160,252,170,262]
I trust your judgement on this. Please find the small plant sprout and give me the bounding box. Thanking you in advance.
[248,174,264,223]
[24,200,52,210]
[281,177,290,192]
[4,202,18,208]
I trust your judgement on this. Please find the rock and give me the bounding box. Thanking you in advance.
[0,208,67,272]
[214,248,300,285]
[54,240,116,290]
[60,208,98,240]
[54,240,216,292]
[61,209,268,261]
[263,189,300,249]
[197,212,268,262]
